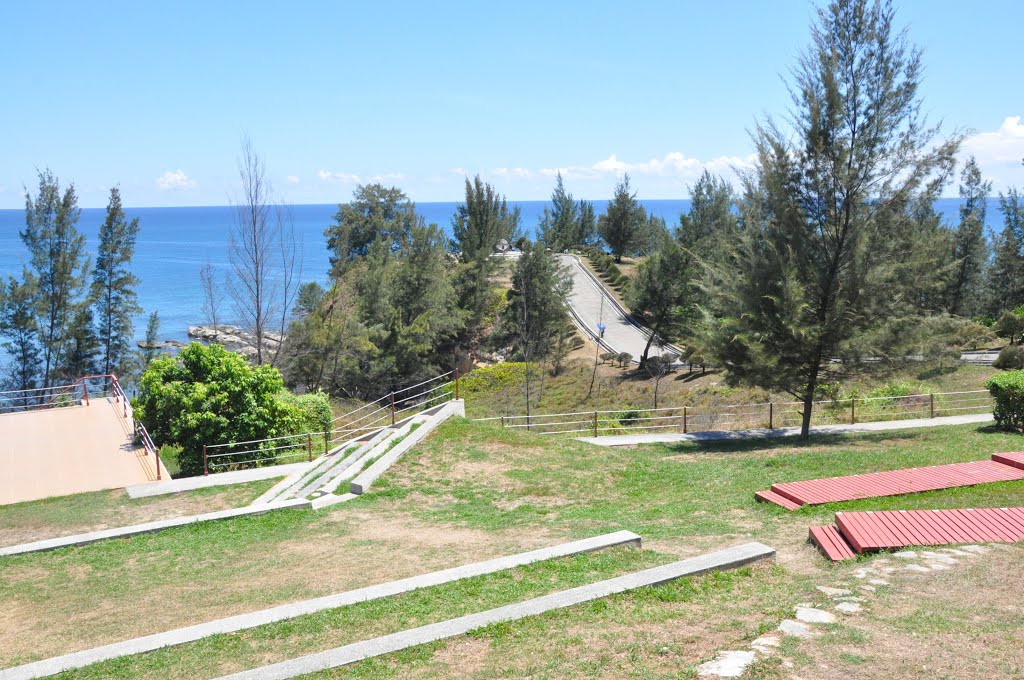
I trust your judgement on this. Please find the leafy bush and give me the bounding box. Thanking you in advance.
[135,343,321,477]
[993,346,1024,370]
[277,390,332,435]
[952,322,996,350]
[994,311,1024,345]
[865,381,921,400]
[615,352,633,367]
[987,370,1024,432]
[456,362,527,397]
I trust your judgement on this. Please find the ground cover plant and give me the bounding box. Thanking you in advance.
[1,418,1022,677]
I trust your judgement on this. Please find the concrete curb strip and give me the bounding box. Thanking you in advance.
[0,531,642,679]
[215,541,775,680]
[0,499,311,558]
[126,463,310,499]
[350,400,463,495]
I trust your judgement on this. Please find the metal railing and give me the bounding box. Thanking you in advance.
[0,374,163,480]
[201,370,462,475]
[474,389,994,438]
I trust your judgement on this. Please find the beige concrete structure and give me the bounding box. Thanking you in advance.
[0,398,166,506]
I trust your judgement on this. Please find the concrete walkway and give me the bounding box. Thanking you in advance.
[577,413,994,447]
[1,398,167,506]
[558,254,679,363]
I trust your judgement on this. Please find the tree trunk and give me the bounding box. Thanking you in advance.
[800,362,822,439]
[639,321,659,369]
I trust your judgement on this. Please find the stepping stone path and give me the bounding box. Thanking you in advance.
[696,650,756,678]
[696,543,995,677]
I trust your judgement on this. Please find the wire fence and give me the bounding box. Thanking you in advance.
[202,371,461,474]
[474,389,995,438]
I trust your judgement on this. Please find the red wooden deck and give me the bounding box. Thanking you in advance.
[810,507,1024,561]
[756,454,1024,510]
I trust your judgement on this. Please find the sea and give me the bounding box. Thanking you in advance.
[0,198,1004,346]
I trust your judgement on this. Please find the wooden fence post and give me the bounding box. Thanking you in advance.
[930,393,935,419]
[683,406,688,434]
[324,429,330,455]
[82,380,90,406]
[851,398,856,425]
[455,369,460,400]
[390,392,396,426]
[307,432,313,462]
[769,402,774,429]
[593,411,598,437]
[203,445,209,476]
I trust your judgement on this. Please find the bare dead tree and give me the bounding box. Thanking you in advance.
[227,137,300,366]
[199,262,222,331]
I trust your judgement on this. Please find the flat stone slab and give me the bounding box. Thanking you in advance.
[125,463,310,499]
[697,650,757,677]
[214,542,775,680]
[835,602,862,614]
[0,498,311,558]
[795,607,836,624]
[0,532,643,679]
[815,586,852,597]
[778,620,813,638]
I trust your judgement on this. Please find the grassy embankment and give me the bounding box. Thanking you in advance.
[0,416,1021,677]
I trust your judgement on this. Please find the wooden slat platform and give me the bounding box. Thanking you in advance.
[809,525,858,561]
[993,451,1024,471]
[757,455,1024,510]
[835,508,1024,553]
[754,489,803,510]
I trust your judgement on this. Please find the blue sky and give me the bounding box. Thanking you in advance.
[1,0,1022,208]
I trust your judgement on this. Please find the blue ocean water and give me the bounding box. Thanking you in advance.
[0,197,1002,345]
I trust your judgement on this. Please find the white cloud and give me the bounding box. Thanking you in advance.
[285,175,300,184]
[963,116,1024,190]
[536,151,756,186]
[317,170,404,184]
[493,167,534,179]
[156,169,196,191]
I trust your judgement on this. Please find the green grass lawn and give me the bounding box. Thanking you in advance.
[0,478,278,548]
[2,418,1022,677]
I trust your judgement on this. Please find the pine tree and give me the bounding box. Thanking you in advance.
[537,173,580,251]
[326,183,417,277]
[21,170,91,385]
[701,0,961,437]
[577,200,598,247]
[986,188,1024,315]
[141,311,161,368]
[597,174,644,263]
[0,275,41,392]
[451,176,520,334]
[627,239,691,367]
[677,171,737,253]
[92,186,141,377]
[947,157,992,316]
[502,242,572,415]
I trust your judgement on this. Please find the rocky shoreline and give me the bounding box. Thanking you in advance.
[136,325,284,360]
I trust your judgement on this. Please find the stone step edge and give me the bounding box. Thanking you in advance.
[0,499,311,559]
[0,531,643,680]
[216,541,776,680]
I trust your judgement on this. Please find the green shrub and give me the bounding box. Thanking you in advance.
[456,362,527,397]
[135,343,319,477]
[865,381,921,400]
[987,370,1024,432]
[993,346,1024,370]
[277,390,332,434]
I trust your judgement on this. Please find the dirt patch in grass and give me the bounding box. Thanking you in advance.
[793,546,1024,679]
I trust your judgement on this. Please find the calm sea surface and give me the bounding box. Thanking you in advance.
[0,198,1002,345]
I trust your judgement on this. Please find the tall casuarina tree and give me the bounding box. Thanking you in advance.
[702,0,962,437]
[92,186,142,377]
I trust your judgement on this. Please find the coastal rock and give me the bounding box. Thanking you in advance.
[187,325,284,359]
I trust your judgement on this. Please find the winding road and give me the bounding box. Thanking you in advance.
[557,254,681,364]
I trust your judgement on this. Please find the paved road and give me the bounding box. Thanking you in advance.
[577,413,994,447]
[557,254,680,364]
